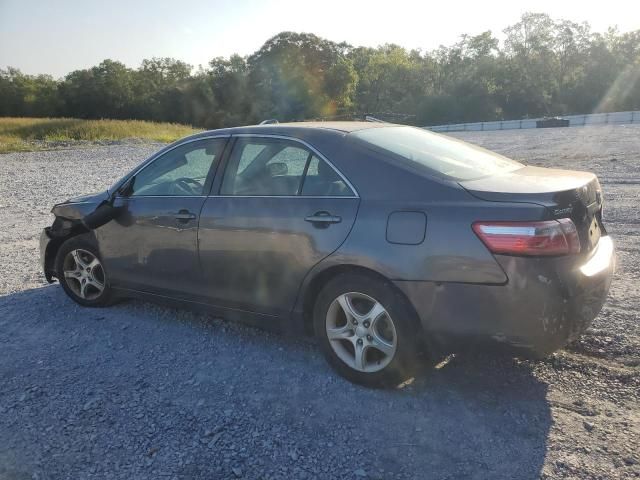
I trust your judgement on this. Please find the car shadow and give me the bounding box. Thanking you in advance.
[0,285,552,480]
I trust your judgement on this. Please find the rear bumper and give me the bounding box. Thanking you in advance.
[394,236,615,356]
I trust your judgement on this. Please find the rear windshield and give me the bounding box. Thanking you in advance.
[352,126,522,181]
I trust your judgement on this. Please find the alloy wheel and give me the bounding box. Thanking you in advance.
[62,249,105,300]
[325,292,397,373]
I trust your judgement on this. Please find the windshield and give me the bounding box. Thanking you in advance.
[352,126,523,181]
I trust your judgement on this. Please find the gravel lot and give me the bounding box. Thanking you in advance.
[1,126,638,479]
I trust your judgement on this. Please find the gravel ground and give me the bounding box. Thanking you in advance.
[0,126,638,479]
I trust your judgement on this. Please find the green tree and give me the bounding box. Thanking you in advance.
[133,57,192,121]
[60,59,135,119]
[0,67,61,116]
[247,32,357,121]
[498,13,558,118]
[206,55,251,127]
[351,44,424,115]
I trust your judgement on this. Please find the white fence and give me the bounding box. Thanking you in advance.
[425,110,640,132]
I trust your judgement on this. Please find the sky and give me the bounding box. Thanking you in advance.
[1,0,639,78]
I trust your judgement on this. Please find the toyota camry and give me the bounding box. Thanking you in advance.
[40,122,615,387]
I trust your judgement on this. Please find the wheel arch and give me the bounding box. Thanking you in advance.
[299,263,425,338]
[44,219,94,280]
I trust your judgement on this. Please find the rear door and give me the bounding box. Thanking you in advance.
[98,137,228,297]
[197,135,359,317]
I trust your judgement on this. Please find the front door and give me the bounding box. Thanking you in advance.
[98,137,228,297]
[197,136,359,317]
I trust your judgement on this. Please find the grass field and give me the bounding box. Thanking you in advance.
[0,117,202,153]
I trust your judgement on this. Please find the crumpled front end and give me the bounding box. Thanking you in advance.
[40,228,54,282]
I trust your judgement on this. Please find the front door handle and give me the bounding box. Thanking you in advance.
[174,210,197,222]
[305,211,342,226]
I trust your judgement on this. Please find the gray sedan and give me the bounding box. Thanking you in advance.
[40,122,615,387]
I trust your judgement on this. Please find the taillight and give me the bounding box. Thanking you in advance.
[472,219,581,256]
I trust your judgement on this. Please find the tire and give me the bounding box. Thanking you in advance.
[55,234,114,307]
[313,273,421,387]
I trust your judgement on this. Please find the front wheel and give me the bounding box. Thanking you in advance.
[313,273,421,387]
[55,235,114,307]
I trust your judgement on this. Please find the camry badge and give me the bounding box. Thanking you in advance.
[553,206,573,216]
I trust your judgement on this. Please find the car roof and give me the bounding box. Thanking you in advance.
[268,121,390,132]
[190,121,393,139]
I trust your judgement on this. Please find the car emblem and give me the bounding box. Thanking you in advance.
[553,206,573,216]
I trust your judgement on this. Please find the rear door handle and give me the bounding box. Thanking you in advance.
[305,211,342,225]
[174,210,197,222]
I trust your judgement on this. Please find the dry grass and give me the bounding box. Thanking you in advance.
[0,117,202,153]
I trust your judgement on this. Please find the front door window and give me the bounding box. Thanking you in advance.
[131,139,225,196]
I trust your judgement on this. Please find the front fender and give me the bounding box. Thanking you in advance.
[52,200,102,221]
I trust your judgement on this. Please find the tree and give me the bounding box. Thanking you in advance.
[206,55,251,127]
[499,13,558,118]
[132,58,192,121]
[0,68,61,116]
[247,32,357,121]
[415,31,501,125]
[351,44,425,116]
[59,60,135,119]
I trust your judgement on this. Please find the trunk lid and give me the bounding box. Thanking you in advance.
[460,166,604,254]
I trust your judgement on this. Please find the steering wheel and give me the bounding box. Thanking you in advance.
[173,177,203,195]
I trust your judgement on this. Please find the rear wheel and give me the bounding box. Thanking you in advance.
[55,235,114,307]
[313,273,420,387]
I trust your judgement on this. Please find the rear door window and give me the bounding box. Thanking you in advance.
[301,156,352,197]
[221,138,310,196]
[220,137,355,197]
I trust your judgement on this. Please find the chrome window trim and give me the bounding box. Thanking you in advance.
[115,135,231,199]
[117,195,209,199]
[114,195,356,200]
[207,195,357,199]
[226,133,359,198]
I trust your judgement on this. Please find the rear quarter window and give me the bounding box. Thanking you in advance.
[351,126,522,181]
